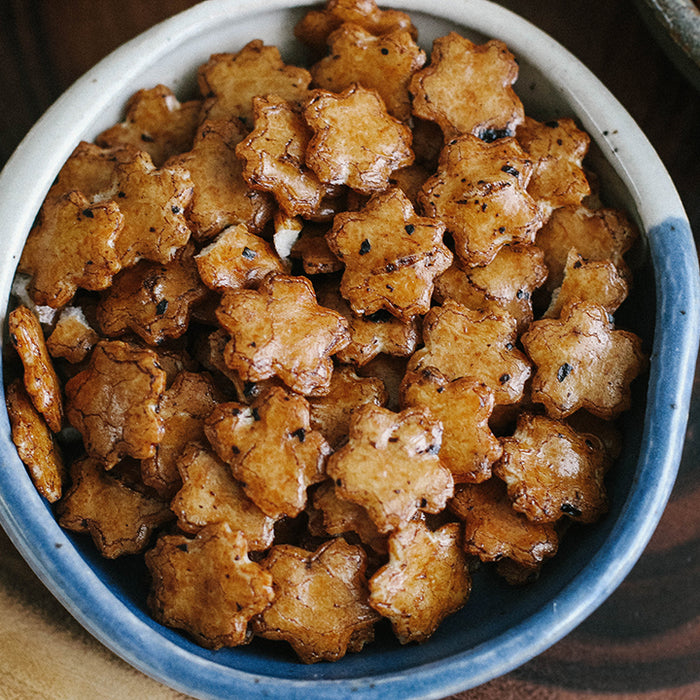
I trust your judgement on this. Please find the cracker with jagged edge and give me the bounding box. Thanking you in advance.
[195,223,285,293]
[204,385,331,519]
[5,379,65,502]
[109,149,193,268]
[522,301,646,420]
[308,364,387,447]
[18,191,124,309]
[495,413,611,524]
[96,84,201,168]
[57,456,173,558]
[198,40,311,125]
[308,480,388,554]
[9,305,64,433]
[400,367,501,483]
[252,538,379,663]
[516,116,591,219]
[96,242,207,346]
[216,272,350,396]
[419,134,542,267]
[236,96,328,218]
[544,248,629,319]
[434,244,548,335]
[410,33,524,141]
[326,187,452,321]
[310,23,425,122]
[314,276,420,367]
[535,204,638,294]
[304,84,414,194]
[166,118,274,240]
[171,443,276,551]
[326,403,454,533]
[145,522,274,649]
[449,477,559,568]
[140,371,223,498]
[65,340,166,468]
[46,306,100,364]
[368,519,471,644]
[408,300,531,405]
[295,0,417,53]
[291,222,344,275]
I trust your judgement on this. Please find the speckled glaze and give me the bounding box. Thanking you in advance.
[0,2,698,699]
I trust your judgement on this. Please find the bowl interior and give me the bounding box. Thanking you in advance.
[0,1,693,698]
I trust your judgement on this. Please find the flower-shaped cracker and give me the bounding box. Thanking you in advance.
[543,248,629,319]
[516,116,591,219]
[368,519,471,644]
[521,301,646,419]
[216,272,350,396]
[400,367,502,483]
[304,84,414,194]
[110,149,193,268]
[9,305,64,433]
[326,187,452,320]
[433,244,548,334]
[204,386,331,518]
[171,443,276,551]
[310,23,426,122]
[252,538,379,663]
[495,413,611,523]
[408,300,531,405]
[65,340,166,468]
[145,522,274,649]
[198,40,312,125]
[410,33,524,141]
[166,118,274,240]
[97,242,208,345]
[141,371,223,497]
[5,379,65,502]
[308,364,388,447]
[449,477,559,568]
[314,276,420,366]
[57,456,173,558]
[236,96,328,218]
[536,204,638,293]
[326,403,454,533]
[96,84,201,167]
[18,191,124,308]
[46,306,100,364]
[419,134,542,267]
[295,0,417,52]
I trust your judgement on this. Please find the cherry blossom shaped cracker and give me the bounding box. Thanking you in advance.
[65,340,166,468]
[522,301,646,419]
[408,300,531,405]
[419,134,542,267]
[204,386,330,519]
[410,32,524,141]
[252,538,379,663]
[96,84,201,167]
[8,305,64,433]
[304,84,414,194]
[368,519,471,644]
[495,413,611,523]
[198,40,311,125]
[216,272,350,396]
[327,186,452,320]
[326,403,454,533]
[145,522,274,649]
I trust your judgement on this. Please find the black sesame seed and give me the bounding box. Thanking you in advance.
[155,299,168,316]
[242,246,257,260]
[557,362,573,382]
[292,428,306,443]
[359,239,371,255]
[405,224,415,235]
[501,164,520,178]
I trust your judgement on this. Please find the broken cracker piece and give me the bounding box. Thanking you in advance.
[46,305,100,364]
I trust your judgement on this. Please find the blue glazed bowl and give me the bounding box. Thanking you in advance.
[0,1,698,698]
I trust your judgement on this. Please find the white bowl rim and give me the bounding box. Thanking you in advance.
[0,1,698,698]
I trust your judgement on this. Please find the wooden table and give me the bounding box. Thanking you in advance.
[1,1,699,698]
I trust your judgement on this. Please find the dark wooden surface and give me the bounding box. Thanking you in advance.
[1,1,699,698]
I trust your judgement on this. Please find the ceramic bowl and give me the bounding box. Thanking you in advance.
[1,1,699,698]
